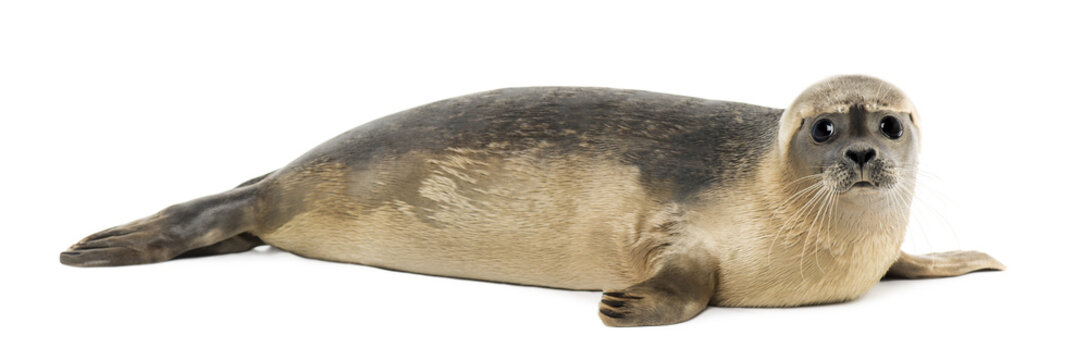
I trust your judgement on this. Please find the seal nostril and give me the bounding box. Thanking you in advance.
[845,148,877,167]
[862,149,876,164]
[845,150,860,164]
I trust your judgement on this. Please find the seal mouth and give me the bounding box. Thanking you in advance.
[849,180,878,190]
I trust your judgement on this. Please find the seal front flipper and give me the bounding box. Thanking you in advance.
[60,184,263,267]
[884,250,1006,279]
[598,250,718,327]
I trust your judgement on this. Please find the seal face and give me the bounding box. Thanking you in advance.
[60,75,1005,327]
[792,109,916,192]
[784,76,918,196]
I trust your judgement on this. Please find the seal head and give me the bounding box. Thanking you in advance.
[778,75,920,200]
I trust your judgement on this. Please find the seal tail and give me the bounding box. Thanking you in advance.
[59,171,274,267]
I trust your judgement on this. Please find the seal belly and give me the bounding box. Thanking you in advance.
[258,147,651,290]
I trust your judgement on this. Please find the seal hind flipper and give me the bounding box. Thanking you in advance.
[60,183,263,267]
[598,251,718,327]
[171,171,279,256]
[174,233,265,259]
[884,250,1006,279]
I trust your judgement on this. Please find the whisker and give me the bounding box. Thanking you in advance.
[773,181,823,212]
[780,173,825,188]
[797,187,832,281]
[820,191,840,268]
[766,183,825,257]
[767,185,827,266]
[907,177,962,251]
[888,179,929,252]
[805,186,835,274]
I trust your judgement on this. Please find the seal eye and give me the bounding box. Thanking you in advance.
[879,116,903,139]
[811,118,834,142]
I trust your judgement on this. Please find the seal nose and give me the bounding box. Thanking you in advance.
[844,147,877,168]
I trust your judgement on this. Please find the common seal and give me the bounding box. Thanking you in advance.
[60,75,1005,326]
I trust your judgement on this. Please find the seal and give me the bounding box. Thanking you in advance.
[60,75,1005,326]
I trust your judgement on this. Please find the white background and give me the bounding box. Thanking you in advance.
[2,1,1085,359]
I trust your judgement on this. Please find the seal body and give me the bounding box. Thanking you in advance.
[61,76,1006,326]
[259,87,781,292]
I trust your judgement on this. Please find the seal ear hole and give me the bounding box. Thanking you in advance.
[811,118,834,143]
[879,116,903,139]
